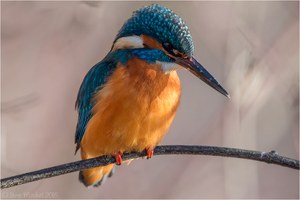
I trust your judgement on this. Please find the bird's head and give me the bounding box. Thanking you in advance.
[111,4,229,97]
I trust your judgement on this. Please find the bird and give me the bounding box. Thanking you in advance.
[75,4,229,187]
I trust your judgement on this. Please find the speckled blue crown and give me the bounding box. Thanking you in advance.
[115,4,194,56]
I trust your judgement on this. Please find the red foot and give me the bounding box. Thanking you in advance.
[115,152,123,165]
[147,149,154,159]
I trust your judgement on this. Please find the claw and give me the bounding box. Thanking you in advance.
[147,149,154,159]
[115,152,123,165]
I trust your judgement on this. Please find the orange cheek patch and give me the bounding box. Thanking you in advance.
[141,35,189,60]
[141,35,163,50]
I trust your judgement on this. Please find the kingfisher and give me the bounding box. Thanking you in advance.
[75,4,229,187]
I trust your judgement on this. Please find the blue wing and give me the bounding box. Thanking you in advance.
[75,58,118,153]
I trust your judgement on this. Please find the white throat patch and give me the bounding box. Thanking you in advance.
[157,61,182,73]
[112,35,144,51]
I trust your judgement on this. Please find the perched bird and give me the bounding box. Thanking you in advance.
[75,4,229,187]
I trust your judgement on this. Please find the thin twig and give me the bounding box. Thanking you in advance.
[1,145,299,189]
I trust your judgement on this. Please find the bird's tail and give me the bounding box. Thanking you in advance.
[79,164,115,187]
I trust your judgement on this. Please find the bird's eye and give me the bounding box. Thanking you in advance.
[162,42,180,57]
[162,42,172,51]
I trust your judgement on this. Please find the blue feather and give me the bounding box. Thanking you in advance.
[115,4,194,57]
[75,50,129,148]
[132,48,174,63]
[75,61,115,148]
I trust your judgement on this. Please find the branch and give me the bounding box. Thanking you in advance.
[1,145,299,189]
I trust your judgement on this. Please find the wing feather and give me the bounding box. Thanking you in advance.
[75,59,118,151]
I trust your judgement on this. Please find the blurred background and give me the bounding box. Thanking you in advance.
[1,1,299,199]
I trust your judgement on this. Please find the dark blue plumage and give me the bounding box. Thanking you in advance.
[116,4,194,56]
[75,50,130,148]
[75,58,116,149]
[131,49,174,63]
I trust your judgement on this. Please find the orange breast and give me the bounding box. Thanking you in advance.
[80,58,181,159]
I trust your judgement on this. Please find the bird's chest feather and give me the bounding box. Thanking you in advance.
[81,58,181,156]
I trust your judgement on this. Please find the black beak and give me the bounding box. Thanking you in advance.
[176,57,229,98]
